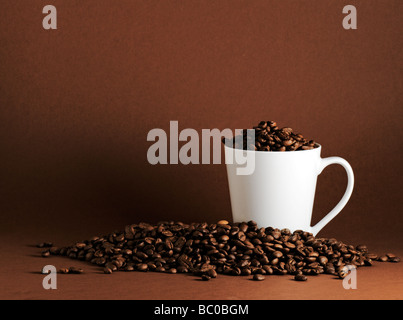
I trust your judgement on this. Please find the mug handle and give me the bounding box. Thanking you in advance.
[310,157,354,236]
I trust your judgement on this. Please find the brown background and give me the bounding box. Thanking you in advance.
[0,0,402,300]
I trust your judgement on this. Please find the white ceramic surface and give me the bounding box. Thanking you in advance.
[224,144,354,236]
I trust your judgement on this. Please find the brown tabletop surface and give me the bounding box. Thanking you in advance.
[1,228,402,300]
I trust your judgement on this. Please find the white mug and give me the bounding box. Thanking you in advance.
[224,144,354,236]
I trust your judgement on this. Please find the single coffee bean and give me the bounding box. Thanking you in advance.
[262,265,273,275]
[237,231,246,242]
[253,267,265,275]
[389,257,400,263]
[284,242,296,249]
[37,242,53,248]
[356,244,368,253]
[49,247,60,255]
[231,267,241,276]
[219,235,230,242]
[294,274,307,281]
[115,234,125,242]
[105,262,118,271]
[204,269,216,278]
[253,274,265,281]
[201,274,211,281]
[69,267,84,274]
[137,263,148,272]
[308,262,320,269]
[58,268,69,274]
[318,256,328,265]
[177,266,188,273]
[258,121,267,129]
[364,259,373,266]
[104,267,113,274]
[378,255,388,262]
[282,139,294,147]
[75,242,86,249]
[366,253,378,260]
[155,266,165,272]
[125,265,134,271]
[305,256,317,263]
[241,268,252,276]
[338,269,348,279]
[310,268,320,276]
[41,250,50,258]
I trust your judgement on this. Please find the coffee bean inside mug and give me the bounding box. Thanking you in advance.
[40,220,399,282]
[224,120,318,151]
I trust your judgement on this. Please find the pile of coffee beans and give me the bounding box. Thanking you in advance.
[40,220,399,282]
[224,121,318,151]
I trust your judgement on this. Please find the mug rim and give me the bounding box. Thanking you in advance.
[223,142,322,153]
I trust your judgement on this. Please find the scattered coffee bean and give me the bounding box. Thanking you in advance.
[386,253,396,259]
[253,274,265,281]
[49,247,60,255]
[137,263,148,272]
[294,274,307,281]
[104,267,113,274]
[219,235,230,242]
[206,269,217,278]
[125,265,134,271]
[366,253,378,260]
[177,265,188,273]
[356,245,368,253]
[58,268,70,274]
[338,269,348,279]
[41,250,50,258]
[364,259,373,266]
[155,266,165,272]
[37,242,53,248]
[201,274,211,281]
[69,267,84,274]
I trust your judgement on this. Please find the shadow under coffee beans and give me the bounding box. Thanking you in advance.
[39,220,400,282]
